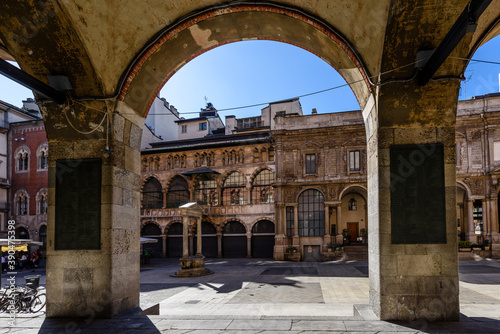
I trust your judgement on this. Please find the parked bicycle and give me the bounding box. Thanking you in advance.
[0,275,46,313]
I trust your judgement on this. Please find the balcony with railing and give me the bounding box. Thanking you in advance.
[141,203,274,219]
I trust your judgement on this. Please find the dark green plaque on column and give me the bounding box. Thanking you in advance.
[390,143,446,244]
[55,159,101,250]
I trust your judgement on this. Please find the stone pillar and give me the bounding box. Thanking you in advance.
[182,216,189,258]
[490,197,498,234]
[162,235,167,258]
[163,190,167,208]
[467,200,475,242]
[367,80,460,321]
[336,205,343,243]
[196,219,202,256]
[44,100,141,318]
[217,233,222,258]
[188,233,194,256]
[246,232,252,258]
[323,205,331,250]
[293,204,299,247]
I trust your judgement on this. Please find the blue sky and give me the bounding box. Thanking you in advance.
[0,37,499,120]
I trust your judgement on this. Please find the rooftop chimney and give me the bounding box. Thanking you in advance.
[312,108,317,115]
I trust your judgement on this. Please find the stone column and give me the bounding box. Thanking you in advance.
[196,219,202,256]
[368,80,460,321]
[188,233,194,256]
[246,232,252,258]
[162,235,167,258]
[163,190,167,208]
[467,200,475,241]
[293,204,299,247]
[217,233,222,258]
[44,100,141,318]
[336,205,343,244]
[323,205,331,250]
[183,217,189,258]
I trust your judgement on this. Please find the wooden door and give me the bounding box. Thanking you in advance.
[347,222,358,242]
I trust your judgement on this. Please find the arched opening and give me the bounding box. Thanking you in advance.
[15,226,29,239]
[340,188,367,244]
[142,178,163,209]
[222,221,247,258]
[140,223,163,258]
[298,189,325,237]
[251,169,274,204]
[166,222,183,258]
[251,220,275,258]
[194,176,218,206]
[222,171,246,206]
[165,176,189,208]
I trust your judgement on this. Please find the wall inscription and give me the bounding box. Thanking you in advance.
[390,144,446,244]
[55,159,101,250]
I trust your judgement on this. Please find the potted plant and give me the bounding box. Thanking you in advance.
[458,240,472,251]
[484,239,490,251]
[327,242,335,252]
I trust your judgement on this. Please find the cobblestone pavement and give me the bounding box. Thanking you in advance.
[0,258,500,333]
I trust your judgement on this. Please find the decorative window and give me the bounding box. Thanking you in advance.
[305,154,316,174]
[142,178,163,209]
[165,176,189,208]
[349,150,361,171]
[36,188,48,214]
[195,176,218,206]
[222,171,246,205]
[298,189,325,236]
[251,169,275,204]
[181,125,187,133]
[15,190,29,215]
[348,198,357,211]
[37,143,49,170]
[15,146,30,172]
[199,122,207,131]
[286,206,294,237]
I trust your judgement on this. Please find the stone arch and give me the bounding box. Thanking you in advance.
[249,217,276,233]
[164,220,183,235]
[339,184,368,202]
[118,3,372,117]
[249,166,275,185]
[221,218,248,234]
[141,175,164,191]
[457,180,472,200]
[295,187,325,203]
[140,220,162,232]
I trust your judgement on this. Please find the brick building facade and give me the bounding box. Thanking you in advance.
[9,119,48,249]
[141,95,500,260]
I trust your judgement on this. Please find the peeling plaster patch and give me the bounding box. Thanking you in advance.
[188,24,217,49]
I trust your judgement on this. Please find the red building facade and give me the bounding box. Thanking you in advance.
[9,119,48,249]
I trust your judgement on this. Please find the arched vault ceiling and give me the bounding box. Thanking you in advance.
[0,0,499,104]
